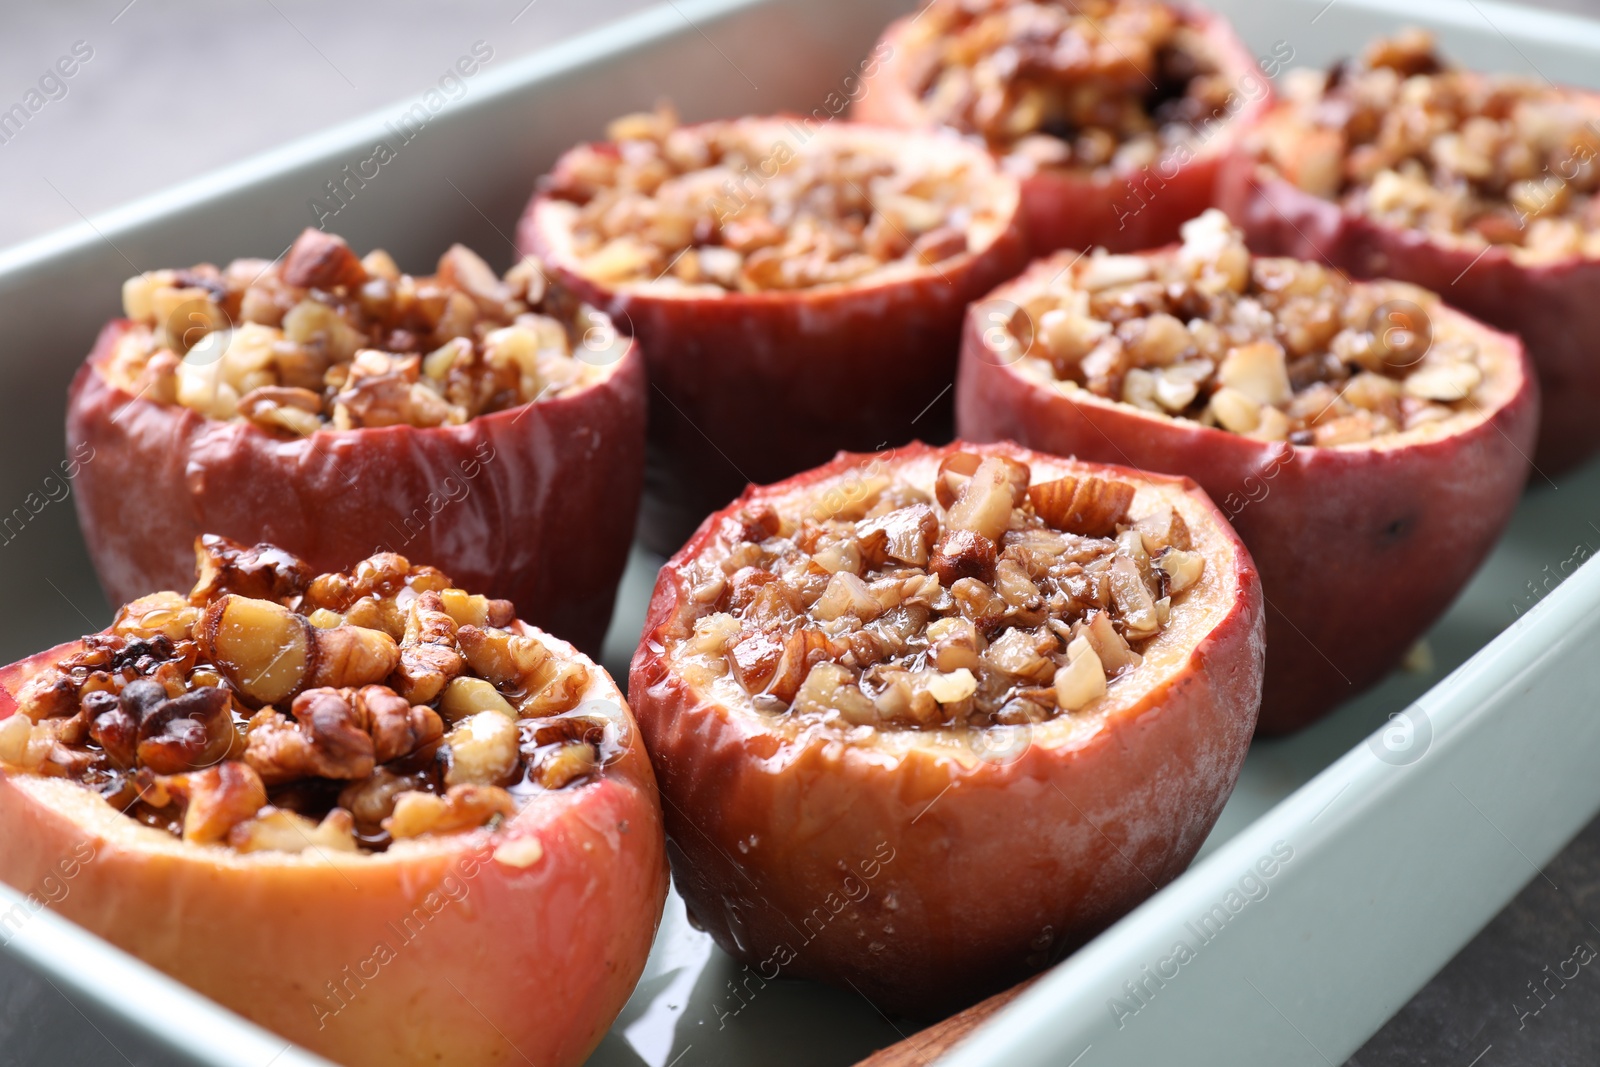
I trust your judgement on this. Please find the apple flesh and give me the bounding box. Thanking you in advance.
[0,627,667,1067]
[628,441,1263,1015]
[519,119,1027,554]
[66,321,645,655]
[853,3,1272,255]
[956,256,1539,733]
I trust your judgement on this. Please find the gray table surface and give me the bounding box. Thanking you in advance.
[1,2,1598,1065]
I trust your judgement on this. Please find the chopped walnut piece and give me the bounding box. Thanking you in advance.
[671,451,1197,727]
[18,540,614,853]
[1259,33,1600,264]
[200,595,313,707]
[517,662,589,719]
[87,690,138,769]
[135,685,234,775]
[1054,635,1108,712]
[385,784,515,839]
[534,743,599,790]
[547,113,1007,293]
[238,385,323,437]
[442,711,520,787]
[903,0,1234,171]
[310,625,401,690]
[1000,210,1487,439]
[229,806,359,854]
[929,530,998,587]
[176,762,268,845]
[857,505,940,568]
[945,456,1028,541]
[281,229,368,291]
[1027,476,1136,538]
[189,535,314,605]
[393,592,465,704]
[244,689,376,784]
[456,625,553,693]
[113,592,202,644]
[355,685,443,763]
[15,671,79,723]
[0,714,41,769]
[102,230,616,431]
[438,677,517,723]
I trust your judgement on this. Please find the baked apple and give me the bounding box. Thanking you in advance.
[0,536,667,1067]
[67,228,644,653]
[518,108,1026,552]
[853,0,1272,255]
[1217,30,1599,471]
[629,441,1263,1014]
[957,210,1537,732]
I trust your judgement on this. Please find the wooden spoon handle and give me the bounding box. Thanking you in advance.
[853,977,1039,1066]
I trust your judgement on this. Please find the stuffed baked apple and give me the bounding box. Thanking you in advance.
[957,210,1537,732]
[68,229,644,652]
[0,536,666,1067]
[630,441,1262,1014]
[854,0,1272,254]
[519,109,1026,552]
[1218,30,1599,470]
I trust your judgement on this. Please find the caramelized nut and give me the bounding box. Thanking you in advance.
[243,689,375,784]
[229,806,359,854]
[385,784,515,839]
[1027,476,1135,538]
[189,534,314,605]
[393,592,464,704]
[200,594,312,707]
[178,762,268,844]
[443,711,520,787]
[310,625,400,690]
[517,661,589,719]
[354,685,443,763]
[438,676,516,723]
[135,686,234,775]
[280,229,368,291]
[945,456,1030,541]
[929,531,998,587]
[535,743,599,790]
[1054,635,1108,712]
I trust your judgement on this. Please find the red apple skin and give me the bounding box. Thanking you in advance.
[854,4,1272,256]
[1217,159,1594,472]
[0,628,667,1067]
[65,321,644,655]
[629,441,1264,1016]
[518,120,1028,555]
[956,262,1539,733]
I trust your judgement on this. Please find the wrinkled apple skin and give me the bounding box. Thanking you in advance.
[518,121,1029,555]
[65,321,644,654]
[629,442,1263,1016]
[0,628,667,1067]
[1218,158,1593,472]
[956,272,1539,733]
[854,4,1271,255]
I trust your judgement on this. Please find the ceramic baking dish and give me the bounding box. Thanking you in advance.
[2,0,1599,1063]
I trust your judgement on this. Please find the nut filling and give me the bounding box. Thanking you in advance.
[669,453,1203,729]
[994,210,1489,444]
[542,109,1011,291]
[103,229,623,434]
[0,536,623,852]
[1261,31,1600,263]
[902,0,1234,173]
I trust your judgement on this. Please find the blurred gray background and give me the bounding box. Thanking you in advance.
[0,1,655,250]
